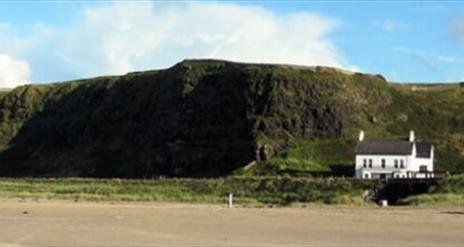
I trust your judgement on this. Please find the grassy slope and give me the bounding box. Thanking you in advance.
[243,73,464,176]
[0,177,379,205]
[382,84,464,172]
[0,60,463,177]
[0,89,11,101]
[404,175,464,206]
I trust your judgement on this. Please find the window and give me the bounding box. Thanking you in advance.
[369,159,372,168]
[394,159,398,168]
[395,174,400,178]
[400,160,404,169]
[381,159,386,168]
[363,159,367,168]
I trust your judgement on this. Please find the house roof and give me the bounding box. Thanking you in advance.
[355,139,433,157]
[355,140,413,155]
[416,142,433,158]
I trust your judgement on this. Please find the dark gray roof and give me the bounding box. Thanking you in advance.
[416,142,433,158]
[355,140,413,155]
[355,139,433,158]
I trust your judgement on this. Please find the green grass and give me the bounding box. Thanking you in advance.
[404,193,464,207]
[0,177,379,206]
[0,91,10,101]
[430,174,464,193]
[240,138,355,176]
[403,175,464,206]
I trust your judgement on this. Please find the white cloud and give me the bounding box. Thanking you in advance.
[0,22,10,32]
[438,55,456,64]
[0,2,358,82]
[0,54,30,88]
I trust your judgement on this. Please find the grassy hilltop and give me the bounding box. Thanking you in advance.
[0,59,463,178]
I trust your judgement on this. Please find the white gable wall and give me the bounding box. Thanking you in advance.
[408,144,416,172]
[411,145,434,172]
[413,158,433,170]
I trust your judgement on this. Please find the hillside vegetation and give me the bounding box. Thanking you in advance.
[0,177,379,205]
[0,59,463,177]
[404,175,464,206]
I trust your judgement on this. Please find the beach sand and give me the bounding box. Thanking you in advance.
[0,199,463,246]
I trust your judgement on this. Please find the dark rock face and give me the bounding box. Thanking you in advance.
[0,60,358,177]
[0,59,463,177]
[0,62,257,177]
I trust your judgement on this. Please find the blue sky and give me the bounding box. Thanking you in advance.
[0,1,463,87]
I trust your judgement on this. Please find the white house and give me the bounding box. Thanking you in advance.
[354,130,434,179]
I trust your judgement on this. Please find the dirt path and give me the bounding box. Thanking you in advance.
[0,199,463,246]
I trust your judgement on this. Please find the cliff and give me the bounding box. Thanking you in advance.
[0,59,462,177]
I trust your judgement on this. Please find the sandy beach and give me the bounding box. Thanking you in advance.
[0,199,463,246]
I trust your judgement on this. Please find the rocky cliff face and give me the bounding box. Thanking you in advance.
[0,59,463,177]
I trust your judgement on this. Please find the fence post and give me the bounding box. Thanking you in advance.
[228,193,233,208]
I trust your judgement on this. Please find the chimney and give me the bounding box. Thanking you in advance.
[358,130,365,142]
[409,130,415,142]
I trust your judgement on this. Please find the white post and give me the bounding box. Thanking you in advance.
[228,193,233,208]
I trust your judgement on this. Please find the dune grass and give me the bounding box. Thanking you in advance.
[404,175,464,206]
[404,193,464,207]
[0,177,378,206]
[2,176,463,207]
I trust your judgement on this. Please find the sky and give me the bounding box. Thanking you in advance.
[0,1,463,87]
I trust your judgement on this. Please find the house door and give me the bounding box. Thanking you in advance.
[419,165,428,172]
[380,174,386,179]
